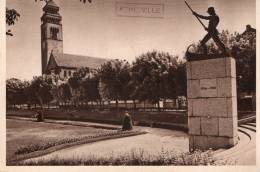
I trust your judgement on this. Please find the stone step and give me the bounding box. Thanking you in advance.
[246,123,256,127]
[239,124,256,132]
[214,125,255,164]
[238,116,256,125]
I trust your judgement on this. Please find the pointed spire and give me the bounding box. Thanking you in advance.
[46,0,58,8]
[41,0,61,24]
[43,0,59,13]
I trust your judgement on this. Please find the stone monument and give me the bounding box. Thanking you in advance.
[186,56,238,151]
[185,3,238,151]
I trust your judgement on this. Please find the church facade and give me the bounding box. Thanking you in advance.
[41,0,108,79]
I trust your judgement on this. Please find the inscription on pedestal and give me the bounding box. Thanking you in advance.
[200,79,217,97]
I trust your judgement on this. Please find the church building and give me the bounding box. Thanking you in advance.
[41,0,108,79]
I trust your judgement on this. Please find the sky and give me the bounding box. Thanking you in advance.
[6,0,256,80]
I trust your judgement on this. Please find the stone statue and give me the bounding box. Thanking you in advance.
[193,7,227,54]
[185,1,227,59]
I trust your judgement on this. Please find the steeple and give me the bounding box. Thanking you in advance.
[45,0,59,8]
[41,0,61,25]
[41,0,63,74]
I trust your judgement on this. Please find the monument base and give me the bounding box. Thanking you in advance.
[187,57,238,151]
[189,135,238,151]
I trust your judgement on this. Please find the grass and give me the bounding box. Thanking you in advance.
[18,148,230,166]
[6,119,117,162]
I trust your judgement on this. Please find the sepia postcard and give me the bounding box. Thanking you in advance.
[1,0,259,171]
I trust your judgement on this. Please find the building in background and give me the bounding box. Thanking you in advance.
[41,0,108,79]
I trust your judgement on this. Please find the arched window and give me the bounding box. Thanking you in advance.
[64,70,67,78]
[50,27,59,40]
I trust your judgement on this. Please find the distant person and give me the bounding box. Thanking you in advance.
[35,110,44,122]
[122,111,133,131]
[193,7,227,54]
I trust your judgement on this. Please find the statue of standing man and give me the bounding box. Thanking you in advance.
[192,7,227,54]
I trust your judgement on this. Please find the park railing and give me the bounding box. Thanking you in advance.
[6,99,188,112]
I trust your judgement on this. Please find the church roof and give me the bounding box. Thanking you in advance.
[54,53,109,69]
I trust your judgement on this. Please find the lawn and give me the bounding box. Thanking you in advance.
[6,119,113,162]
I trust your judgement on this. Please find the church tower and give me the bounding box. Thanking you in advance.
[41,0,63,74]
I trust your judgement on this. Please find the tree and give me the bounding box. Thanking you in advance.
[47,75,66,106]
[81,73,101,107]
[225,29,256,93]
[68,67,90,106]
[131,50,180,110]
[30,76,54,120]
[68,67,90,89]
[27,76,54,108]
[188,27,256,94]
[59,83,72,106]
[6,78,29,108]
[175,61,187,97]
[6,8,20,36]
[98,59,131,109]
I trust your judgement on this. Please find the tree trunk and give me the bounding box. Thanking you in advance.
[176,99,179,109]
[124,100,127,109]
[157,101,161,112]
[56,100,59,109]
[36,92,44,122]
[36,94,43,109]
[133,99,136,111]
[99,100,102,109]
[116,99,118,110]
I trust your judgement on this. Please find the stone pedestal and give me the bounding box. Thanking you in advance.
[187,57,238,151]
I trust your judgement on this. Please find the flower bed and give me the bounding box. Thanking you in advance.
[9,130,147,164]
[15,130,144,155]
[18,149,230,166]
